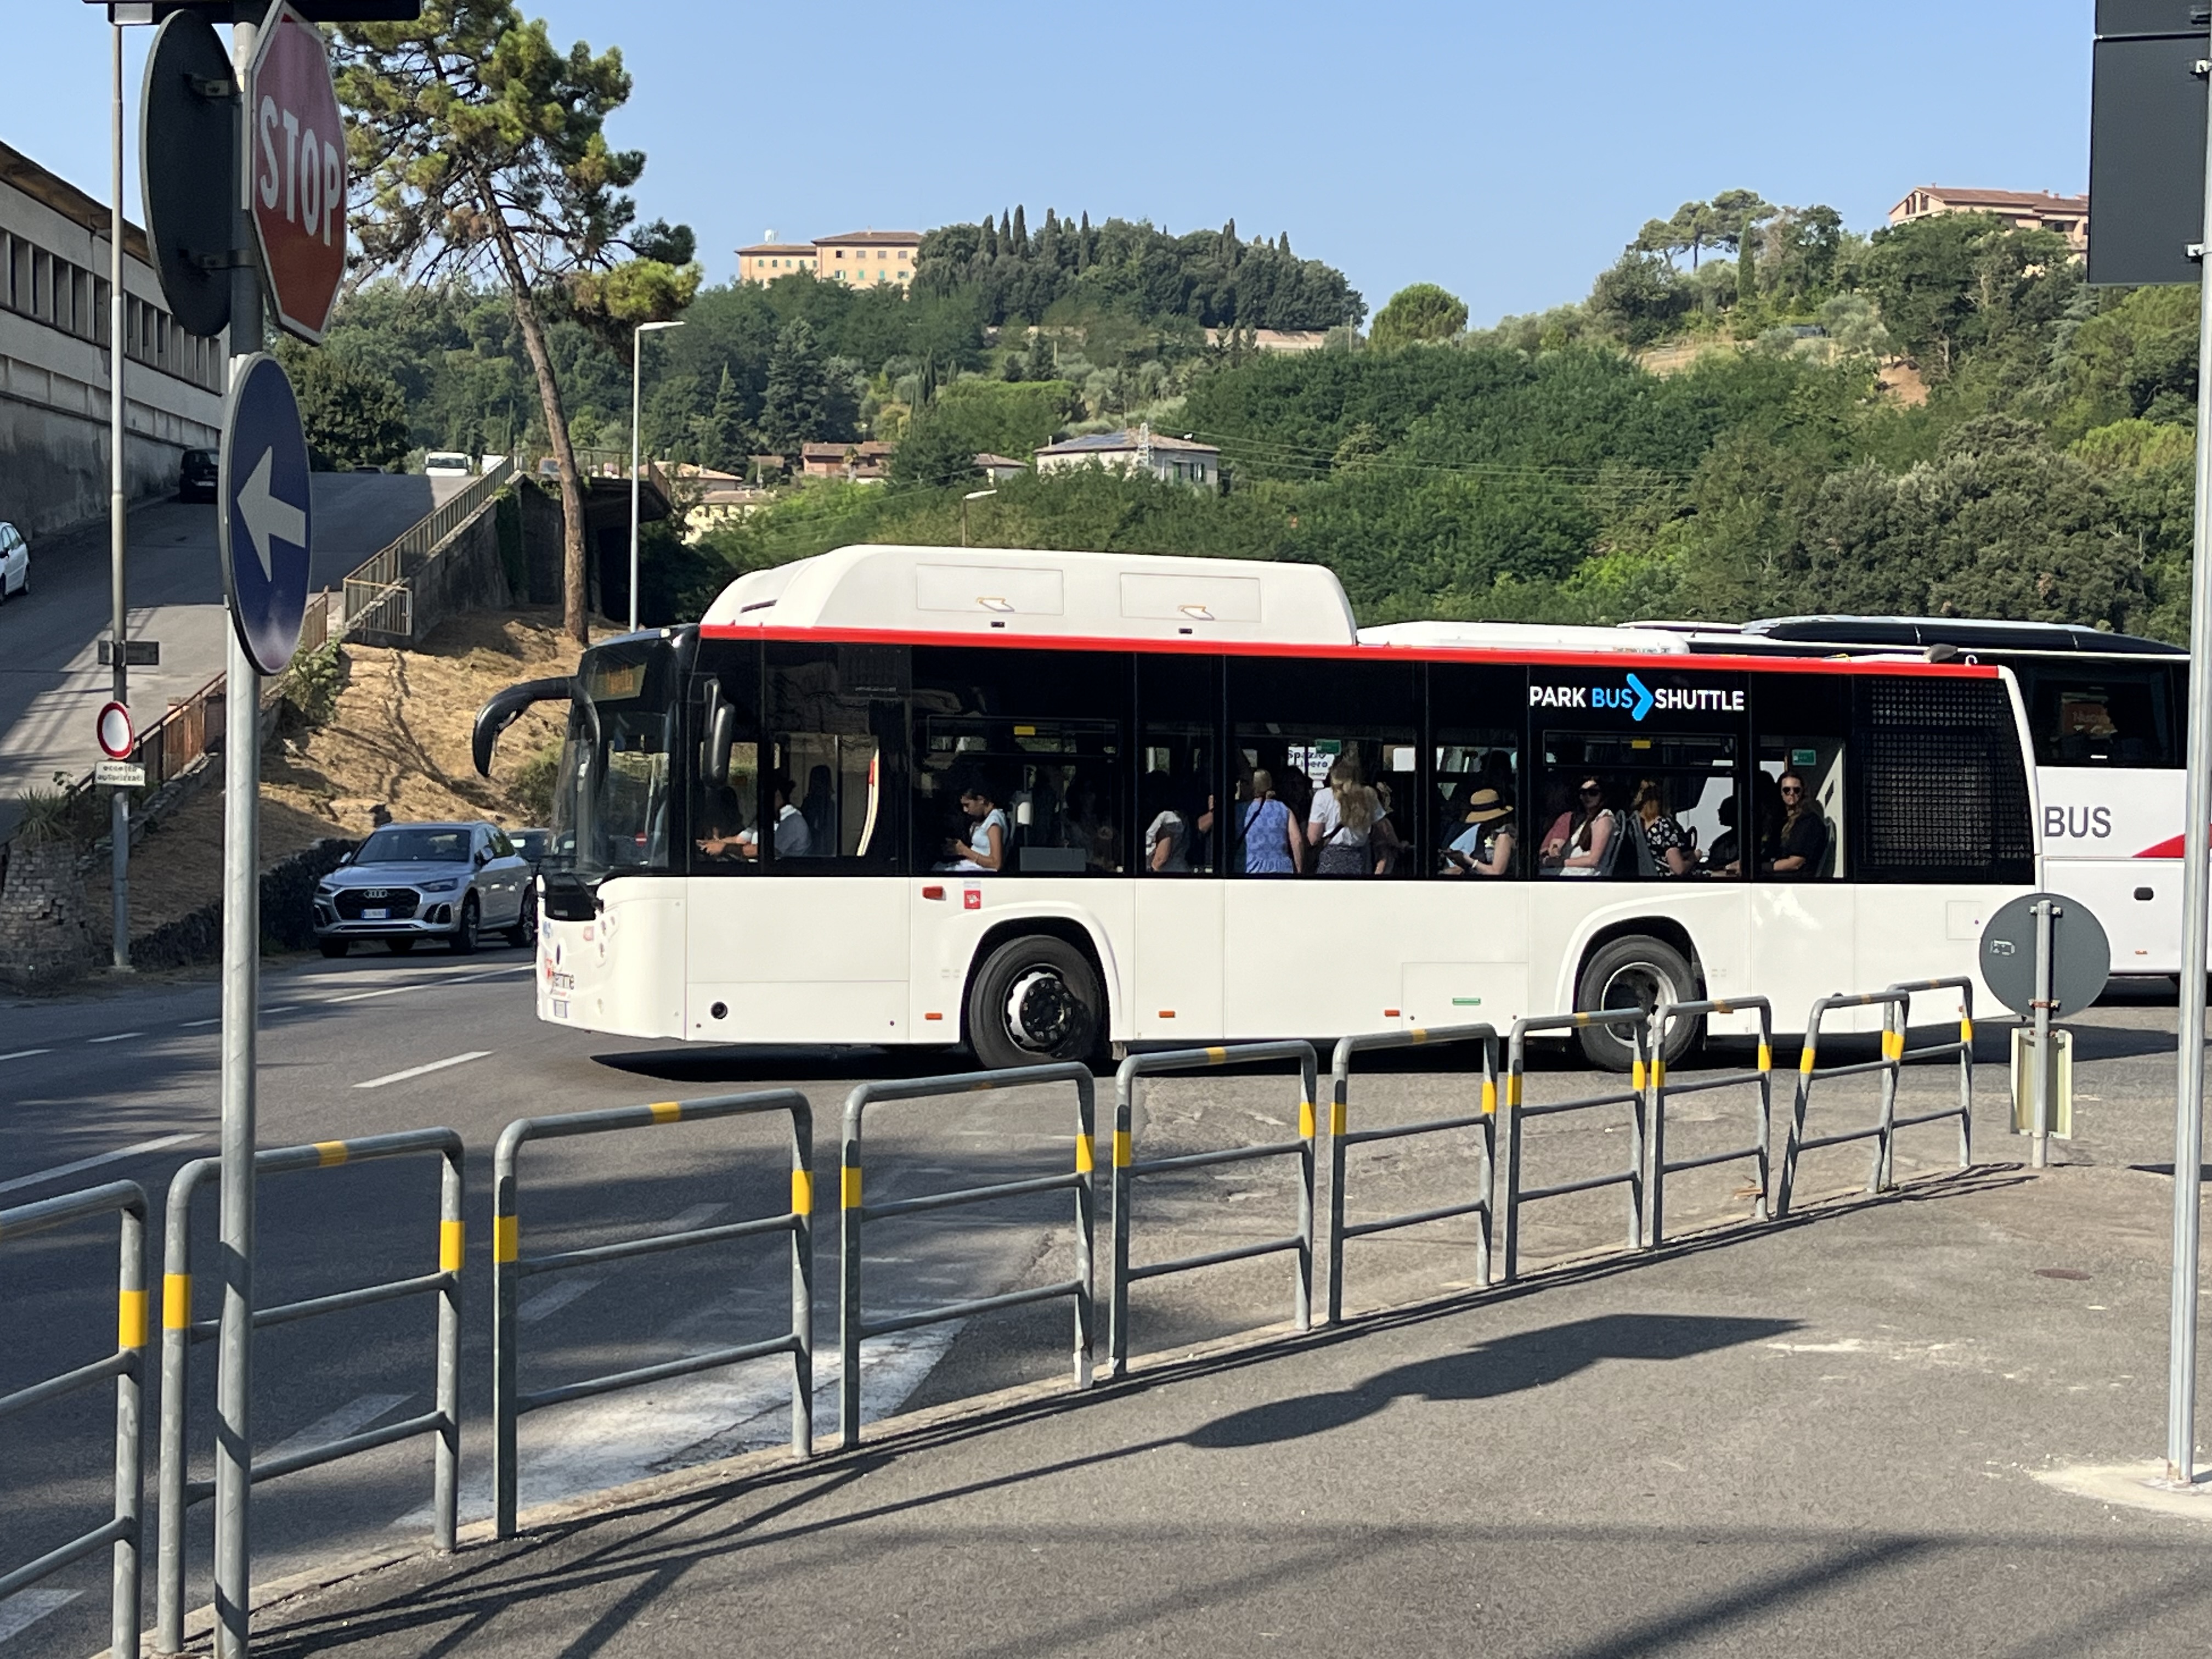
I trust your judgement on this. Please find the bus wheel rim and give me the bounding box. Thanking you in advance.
[1005,967,1074,1051]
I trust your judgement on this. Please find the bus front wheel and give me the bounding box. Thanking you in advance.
[1575,934,1699,1071]
[967,934,1102,1071]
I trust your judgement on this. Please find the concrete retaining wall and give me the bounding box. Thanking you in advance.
[0,388,187,539]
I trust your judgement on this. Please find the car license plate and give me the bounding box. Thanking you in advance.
[362,907,388,920]
[551,998,569,1019]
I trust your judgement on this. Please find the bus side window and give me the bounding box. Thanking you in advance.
[1430,663,1525,879]
[2020,665,2179,768]
[1753,674,1847,881]
[1229,658,1419,878]
[1138,654,1221,875]
[689,641,760,876]
[766,644,905,872]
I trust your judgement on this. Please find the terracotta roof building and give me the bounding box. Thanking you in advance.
[737,229,922,289]
[1887,186,2088,255]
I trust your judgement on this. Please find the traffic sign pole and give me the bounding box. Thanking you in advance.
[2168,33,2212,1496]
[213,8,267,1654]
[110,17,131,975]
[2032,898,2058,1171]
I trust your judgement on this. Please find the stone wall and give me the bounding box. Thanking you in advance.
[408,502,515,644]
[129,837,359,972]
[0,838,101,990]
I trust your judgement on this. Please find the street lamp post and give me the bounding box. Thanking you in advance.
[629,318,685,633]
[961,487,997,547]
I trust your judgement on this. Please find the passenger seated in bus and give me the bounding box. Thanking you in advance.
[1542,778,1615,877]
[735,774,811,861]
[1308,754,1380,876]
[940,783,1008,872]
[1063,777,1119,871]
[695,786,750,862]
[1442,788,1515,876]
[1705,795,1742,877]
[799,765,837,854]
[1632,778,1694,877]
[1235,769,1301,874]
[1763,770,1829,879]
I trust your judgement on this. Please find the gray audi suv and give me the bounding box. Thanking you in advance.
[314,821,537,957]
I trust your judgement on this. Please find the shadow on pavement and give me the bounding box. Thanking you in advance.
[1182,1312,1803,1449]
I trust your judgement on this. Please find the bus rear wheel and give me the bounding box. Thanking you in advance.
[1575,934,1699,1071]
[967,934,1102,1071]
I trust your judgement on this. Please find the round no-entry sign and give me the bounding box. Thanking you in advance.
[245,2,348,343]
[97,700,135,761]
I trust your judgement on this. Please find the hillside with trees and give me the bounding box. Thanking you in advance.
[311,180,2198,640]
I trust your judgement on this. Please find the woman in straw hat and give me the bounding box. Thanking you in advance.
[1442,787,1515,877]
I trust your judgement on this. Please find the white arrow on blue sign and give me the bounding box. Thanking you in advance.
[218,353,313,676]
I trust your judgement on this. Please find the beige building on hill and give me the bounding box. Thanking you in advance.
[1035,427,1220,491]
[737,229,922,289]
[1888,186,2089,256]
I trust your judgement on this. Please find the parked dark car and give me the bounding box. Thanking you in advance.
[510,828,552,871]
[178,448,219,503]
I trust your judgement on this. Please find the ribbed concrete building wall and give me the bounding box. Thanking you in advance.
[0,140,228,538]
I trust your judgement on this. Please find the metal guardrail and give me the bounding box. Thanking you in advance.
[0,1181,146,1659]
[493,1090,815,1537]
[155,1130,462,1654]
[839,1064,1094,1451]
[1501,1009,1651,1282]
[1326,1025,1500,1323]
[341,462,515,644]
[1879,978,1977,1189]
[1646,998,1774,1247]
[1773,991,1909,1220]
[137,674,224,793]
[1109,1042,1318,1376]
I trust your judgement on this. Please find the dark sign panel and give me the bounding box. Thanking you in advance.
[2089,0,2211,286]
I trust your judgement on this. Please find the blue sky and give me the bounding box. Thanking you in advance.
[18,1,2094,323]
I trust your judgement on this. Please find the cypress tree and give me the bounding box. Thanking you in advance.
[999,211,1012,252]
[1739,213,1758,324]
[984,215,999,258]
[1078,211,1091,270]
[1012,204,1028,251]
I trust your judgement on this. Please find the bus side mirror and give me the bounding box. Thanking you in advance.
[702,682,735,786]
[473,676,574,777]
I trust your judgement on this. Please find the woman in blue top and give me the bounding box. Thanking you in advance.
[943,783,1009,872]
[1238,768,1301,874]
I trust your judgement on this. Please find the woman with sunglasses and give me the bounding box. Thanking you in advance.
[1763,769,1828,878]
[1541,776,1616,877]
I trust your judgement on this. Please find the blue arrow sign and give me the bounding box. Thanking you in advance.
[219,353,312,676]
[1625,672,1655,721]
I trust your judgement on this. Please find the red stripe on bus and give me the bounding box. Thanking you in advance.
[2137,835,2187,859]
[695,622,2005,676]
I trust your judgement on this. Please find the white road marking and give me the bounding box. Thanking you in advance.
[0,1048,51,1062]
[180,1018,222,1029]
[328,967,529,1006]
[0,1132,196,1198]
[262,1393,411,1466]
[0,1589,80,1642]
[353,1051,492,1090]
[86,1031,144,1044]
[516,1276,603,1324]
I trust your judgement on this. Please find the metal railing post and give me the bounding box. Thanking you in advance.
[490,1091,814,1536]
[1776,989,1920,1218]
[1107,1042,1317,1376]
[157,1158,215,1655]
[1499,1009,1649,1283]
[1326,1025,1499,1324]
[1645,999,1774,1250]
[839,1064,1093,1446]
[433,1141,462,1554]
[0,1181,148,1659]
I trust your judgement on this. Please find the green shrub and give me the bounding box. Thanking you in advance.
[512,740,562,824]
[278,641,345,733]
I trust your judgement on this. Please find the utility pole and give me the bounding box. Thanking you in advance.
[109,18,131,970]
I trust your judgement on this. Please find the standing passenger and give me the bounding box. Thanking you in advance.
[1238,769,1301,874]
[1308,754,1378,876]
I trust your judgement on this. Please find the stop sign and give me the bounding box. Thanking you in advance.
[244,2,347,342]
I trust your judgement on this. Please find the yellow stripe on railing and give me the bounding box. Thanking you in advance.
[314,1141,348,1167]
[840,1166,862,1209]
[1299,1100,1316,1139]
[1650,1059,1666,1090]
[791,1169,815,1216]
[119,1288,149,1351]
[1757,1042,1773,1074]
[1329,1100,1348,1137]
[1799,1047,1818,1075]
[1631,1059,1646,1091]
[1961,1015,1974,1043]
[1481,1078,1497,1116]
[1205,1046,1228,1064]
[440,1220,465,1273]
[493,1215,518,1264]
[163,1272,191,1331]
[648,1101,682,1124]
[1505,1074,1523,1108]
[1113,1130,1132,1168]
[1074,1135,1094,1175]
[1882,1029,1904,1062]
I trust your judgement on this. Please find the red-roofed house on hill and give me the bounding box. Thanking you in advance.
[1887,187,2088,256]
[737,229,922,289]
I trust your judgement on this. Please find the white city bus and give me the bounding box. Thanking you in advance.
[1647,616,2187,980]
[475,546,2044,1071]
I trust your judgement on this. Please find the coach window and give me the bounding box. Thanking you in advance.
[1230,657,1419,878]
[2016,662,2181,768]
[1851,674,2036,884]
[1752,673,1848,881]
[1536,730,1739,880]
[687,639,761,876]
[911,646,1128,874]
[1430,663,1523,878]
[1137,653,1221,874]
[762,642,906,872]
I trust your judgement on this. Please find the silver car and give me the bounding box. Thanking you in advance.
[314,821,537,957]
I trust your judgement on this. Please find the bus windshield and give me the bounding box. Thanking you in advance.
[552,639,681,883]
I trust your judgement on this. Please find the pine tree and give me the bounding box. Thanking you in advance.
[757,319,833,452]
[706,363,743,469]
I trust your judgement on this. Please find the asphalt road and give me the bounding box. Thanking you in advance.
[0,475,464,834]
[0,970,2194,1657]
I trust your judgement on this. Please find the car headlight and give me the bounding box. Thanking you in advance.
[417,877,463,893]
